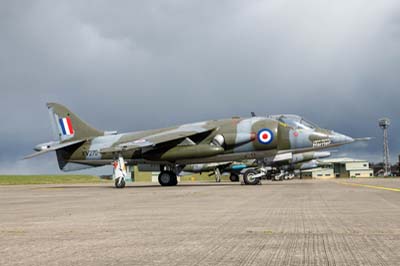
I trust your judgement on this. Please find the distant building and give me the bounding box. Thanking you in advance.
[300,167,334,179]
[300,158,373,179]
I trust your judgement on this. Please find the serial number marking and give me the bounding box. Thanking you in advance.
[83,150,100,157]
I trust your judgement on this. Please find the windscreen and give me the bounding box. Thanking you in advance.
[269,115,319,130]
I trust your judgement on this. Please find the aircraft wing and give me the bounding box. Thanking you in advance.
[100,125,216,154]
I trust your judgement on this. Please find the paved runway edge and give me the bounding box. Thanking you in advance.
[335,180,400,192]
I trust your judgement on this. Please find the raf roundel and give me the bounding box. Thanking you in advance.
[257,128,274,144]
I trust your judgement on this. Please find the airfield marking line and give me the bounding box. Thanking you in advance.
[335,181,400,192]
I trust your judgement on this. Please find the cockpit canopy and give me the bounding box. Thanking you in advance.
[267,114,320,130]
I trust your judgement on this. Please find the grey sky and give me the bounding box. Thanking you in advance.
[1,1,399,174]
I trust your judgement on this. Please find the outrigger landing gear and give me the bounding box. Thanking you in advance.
[158,170,178,186]
[214,168,221,183]
[115,177,126,188]
[113,155,127,189]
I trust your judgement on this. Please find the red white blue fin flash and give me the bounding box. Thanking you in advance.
[58,117,74,136]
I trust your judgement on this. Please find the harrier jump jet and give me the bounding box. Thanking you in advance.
[26,103,361,188]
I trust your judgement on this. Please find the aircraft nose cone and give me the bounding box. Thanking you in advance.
[330,132,354,144]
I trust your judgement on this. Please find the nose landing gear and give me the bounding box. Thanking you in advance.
[243,168,262,185]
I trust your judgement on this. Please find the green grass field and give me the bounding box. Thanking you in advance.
[0,172,230,185]
[0,175,110,185]
[0,173,391,185]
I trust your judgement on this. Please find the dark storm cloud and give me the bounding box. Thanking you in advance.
[1,0,399,173]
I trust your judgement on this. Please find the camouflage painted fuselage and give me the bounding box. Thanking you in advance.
[59,117,348,171]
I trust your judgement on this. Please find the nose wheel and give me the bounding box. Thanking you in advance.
[243,169,262,185]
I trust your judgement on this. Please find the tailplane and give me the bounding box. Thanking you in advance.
[47,102,104,142]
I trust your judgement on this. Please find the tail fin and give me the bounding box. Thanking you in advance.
[47,102,104,142]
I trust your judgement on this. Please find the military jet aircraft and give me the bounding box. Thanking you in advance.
[181,151,331,182]
[26,103,360,188]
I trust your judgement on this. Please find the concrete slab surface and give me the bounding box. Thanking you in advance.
[1,178,400,265]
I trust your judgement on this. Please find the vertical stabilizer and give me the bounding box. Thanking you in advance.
[47,102,104,142]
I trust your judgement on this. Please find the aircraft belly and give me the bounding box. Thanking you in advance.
[176,149,277,164]
[68,149,277,166]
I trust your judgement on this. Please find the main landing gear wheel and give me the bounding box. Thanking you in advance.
[115,177,126,189]
[243,169,260,185]
[158,171,178,186]
[229,173,239,182]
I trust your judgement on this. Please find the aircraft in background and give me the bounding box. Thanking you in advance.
[26,103,364,188]
[181,151,331,183]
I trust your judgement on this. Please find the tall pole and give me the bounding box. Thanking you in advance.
[383,126,390,175]
[379,118,391,176]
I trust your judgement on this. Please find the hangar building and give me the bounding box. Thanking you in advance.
[300,166,334,179]
[301,158,374,179]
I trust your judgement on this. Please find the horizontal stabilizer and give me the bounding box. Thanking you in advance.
[23,139,86,159]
